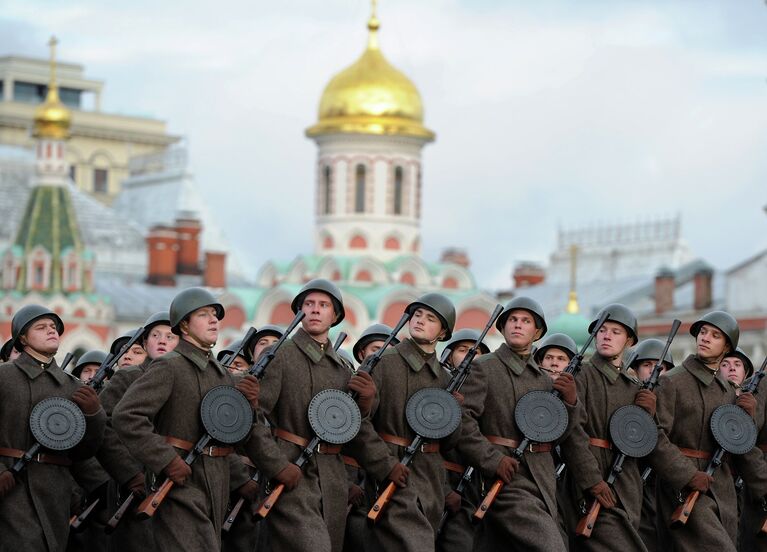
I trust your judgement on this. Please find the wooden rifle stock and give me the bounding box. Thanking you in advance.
[367,481,397,523]
[575,500,601,538]
[223,495,247,532]
[255,483,285,519]
[473,479,502,521]
[670,490,700,527]
[135,478,174,520]
[69,497,100,531]
[105,492,136,534]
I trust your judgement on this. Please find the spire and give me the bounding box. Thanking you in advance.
[33,35,72,140]
[566,244,580,314]
[367,0,380,50]
[46,36,60,104]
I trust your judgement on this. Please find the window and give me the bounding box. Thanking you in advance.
[355,165,366,213]
[93,168,108,194]
[34,264,44,287]
[393,166,403,215]
[323,166,332,215]
[13,81,45,103]
[69,165,76,183]
[59,87,82,109]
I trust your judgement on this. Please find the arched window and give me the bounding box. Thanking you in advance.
[393,166,403,215]
[355,164,366,213]
[323,166,332,215]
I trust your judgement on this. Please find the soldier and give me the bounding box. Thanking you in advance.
[1,337,20,362]
[560,303,652,552]
[111,328,147,369]
[217,339,251,375]
[458,297,577,552]
[69,350,109,384]
[113,289,259,551]
[624,338,675,552]
[353,324,398,363]
[719,347,753,390]
[246,324,284,363]
[0,305,107,551]
[648,311,767,551]
[437,328,489,552]
[741,352,767,552]
[242,279,377,552]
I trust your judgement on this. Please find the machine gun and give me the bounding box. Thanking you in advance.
[221,327,257,368]
[436,465,475,538]
[89,326,145,391]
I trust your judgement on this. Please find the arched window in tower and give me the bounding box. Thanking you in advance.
[393,166,403,215]
[323,165,333,215]
[355,164,366,213]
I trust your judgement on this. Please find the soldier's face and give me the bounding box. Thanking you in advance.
[635,360,658,382]
[21,317,60,356]
[183,306,220,348]
[696,324,729,360]
[409,308,445,344]
[252,335,279,362]
[720,357,746,386]
[145,324,179,359]
[118,344,147,368]
[359,339,385,361]
[539,348,571,380]
[449,342,476,368]
[596,322,630,359]
[301,292,336,337]
[227,355,249,375]
[79,363,100,384]
[503,310,540,351]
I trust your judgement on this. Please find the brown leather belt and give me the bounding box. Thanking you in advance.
[678,447,712,460]
[273,428,341,455]
[589,438,612,450]
[379,432,440,453]
[444,460,465,473]
[342,455,361,468]
[485,435,552,453]
[164,436,233,457]
[0,447,72,466]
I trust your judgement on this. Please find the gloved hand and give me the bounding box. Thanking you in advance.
[125,472,146,496]
[634,389,657,417]
[495,456,520,485]
[589,480,616,509]
[737,393,756,419]
[348,371,376,416]
[348,484,365,507]
[72,386,101,415]
[687,471,713,492]
[445,490,462,513]
[275,464,302,491]
[387,463,410,488]
[553,372,577,405]
[0,471,16,498]
[163,456,192,485]
[237,480,260,502]
[235,375,260,410]
[451,391,464,407]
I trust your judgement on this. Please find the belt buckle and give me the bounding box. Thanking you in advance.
[34,453,43,463]
[419,443,430,453]
[316,442,325,454]
[206,446,216,457]
[528,443,538,453]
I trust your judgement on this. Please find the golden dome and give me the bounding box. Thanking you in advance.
[306,9,434,140]
[34,37,71,140]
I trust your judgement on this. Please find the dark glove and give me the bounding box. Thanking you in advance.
[445,490,462,513]
[737,393,756,419]
[163,456,192,485]
[125,472,146,497]
[235,375,260,410]
[687,471,713,492]
[348,483,365,507]
[451,391,464,407]
[634,389,657,417]
[387,463,410,488]
[495,456,520,485]
[237,480,260,502]
[275,464,302,491]
[589,480,616,509]
[72,386,101,415]
[0,471,16,498]
[348,371,376,416]
[553,372,577,405]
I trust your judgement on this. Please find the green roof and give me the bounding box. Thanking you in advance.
[550,311,591,349]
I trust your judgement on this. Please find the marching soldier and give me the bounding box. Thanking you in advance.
[0,305,107,551]
[720,347,753,390]
[110,329,146,370]
[459,297,577,551]
[113,289,259,551]
[561,303,651,551]
[69,350,109,385]
[648,311,767,551]
[353,324,398,364]
[246,325,284,363]
[243,279,377,552]
[1,337,20,363]
[217,339,251,375]
[741,353,767,552]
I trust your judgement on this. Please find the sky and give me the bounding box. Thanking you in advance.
[2,0,766,291]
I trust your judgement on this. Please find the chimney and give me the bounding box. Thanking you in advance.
[175,217,202,275]
[440,248,470,268]
[654,267,675,315]
[693,267,713,311]
[146,225,178,286]
[203,251,226,288]
[513,262,545,288]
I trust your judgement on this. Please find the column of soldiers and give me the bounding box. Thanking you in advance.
[2,280,767,552]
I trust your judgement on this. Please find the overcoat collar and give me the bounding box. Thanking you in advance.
[176,339,224,375]
[397,338,441,377]
[14,351,67,385]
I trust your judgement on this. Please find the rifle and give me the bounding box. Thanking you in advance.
[221,327,256,368]
[70,496,101,531]
[576,319,681,538]
[474,310,610,522]
[673,355,767,528]
[369,305,503,523]
[249,312,305,379]
[60,352,74,373]
[253,323,366,521]
[436,466,474,538]
[90,326,146,391]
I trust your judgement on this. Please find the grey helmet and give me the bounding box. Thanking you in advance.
[722,347,753,379]
[290,279,345,327]
[0,338,14,362]
[353,323,398,363]
[217,338,252,365]
[443,328,490,356]
[71,350,109,378]
[110,328,143,356]
[533,333,577,365]
[496,297,547,338]
[690,311,739,350]
[625,338,674,370]
[169,287,225,335]
[589,304,638,345]
[11,305,65,352]
[244,325,285,357]
[406,293,456,341]
[141,311,171,341]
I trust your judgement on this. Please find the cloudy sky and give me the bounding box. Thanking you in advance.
[2,0,766,290]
